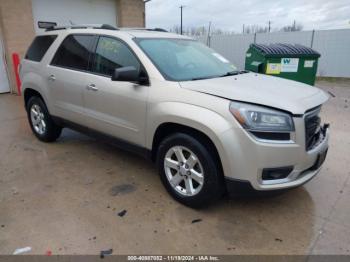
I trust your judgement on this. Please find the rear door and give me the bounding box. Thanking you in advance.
[47,34,95,125]
[83,36,149,146]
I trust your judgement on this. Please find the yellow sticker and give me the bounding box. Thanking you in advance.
[266,63,281,74]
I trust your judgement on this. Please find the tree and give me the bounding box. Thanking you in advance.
[280,21,303,32]
[244,24,269,34]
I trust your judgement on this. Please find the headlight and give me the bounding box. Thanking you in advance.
[229,101,294,132]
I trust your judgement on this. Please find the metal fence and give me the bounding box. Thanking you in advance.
[197,29,350,78]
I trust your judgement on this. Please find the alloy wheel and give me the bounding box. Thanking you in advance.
[164,146,204,196]
[30,104,46,135]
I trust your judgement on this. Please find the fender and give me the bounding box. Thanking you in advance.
[22,71,53,113]
[147,101,234,176]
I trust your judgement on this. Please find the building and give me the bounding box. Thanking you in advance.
[0,0,146,94]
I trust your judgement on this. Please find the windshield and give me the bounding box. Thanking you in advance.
[135,38,237,81]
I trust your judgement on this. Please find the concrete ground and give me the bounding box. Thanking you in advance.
[0,79,349,255]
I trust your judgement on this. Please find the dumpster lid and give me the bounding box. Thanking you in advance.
[251,43,320,58]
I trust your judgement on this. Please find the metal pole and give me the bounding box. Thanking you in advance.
[311,29,315,48]
[207,21,212,47]
[180,5,185,35]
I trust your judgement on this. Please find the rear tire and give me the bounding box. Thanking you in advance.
[157,133,224,208]
[26,96,62,142]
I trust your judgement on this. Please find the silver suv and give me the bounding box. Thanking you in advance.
[20,24,330,207]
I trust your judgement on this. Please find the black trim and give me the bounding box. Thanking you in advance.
[224,177,257,197]
[52,116,152,160]
[262,166,294,180]
[225,177,293,197]
[251,131,290,141]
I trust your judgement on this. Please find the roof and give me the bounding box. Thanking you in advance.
[38,24,191,39]
[250,43,320,58]
[126,30,192,39]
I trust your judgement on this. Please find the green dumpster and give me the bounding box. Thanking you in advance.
[245,43,321,85]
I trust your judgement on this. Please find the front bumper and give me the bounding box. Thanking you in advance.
[218,117,330,192]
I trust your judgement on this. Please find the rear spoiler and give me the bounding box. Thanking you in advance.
[37,21,57,30]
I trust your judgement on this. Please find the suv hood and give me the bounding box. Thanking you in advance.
[179,73,329,115]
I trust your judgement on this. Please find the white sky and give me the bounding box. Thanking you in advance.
[146,0,350,32]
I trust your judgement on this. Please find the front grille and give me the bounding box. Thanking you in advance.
[305,107,322,151]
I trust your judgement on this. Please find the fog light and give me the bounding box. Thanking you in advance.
[262,166,293,180]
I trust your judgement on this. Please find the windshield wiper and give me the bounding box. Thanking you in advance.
[190,70,247,81]
[219,70,250,78]
[190,76,216,81]
[219,71,240,78]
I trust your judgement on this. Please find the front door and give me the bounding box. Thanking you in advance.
[84,36,148,146]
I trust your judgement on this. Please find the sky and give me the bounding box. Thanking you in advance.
[145,0,350,32]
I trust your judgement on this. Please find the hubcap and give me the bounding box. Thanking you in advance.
[30,104,46,135]
[164,146,204,196]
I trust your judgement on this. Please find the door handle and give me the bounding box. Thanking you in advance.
[86,84,98,91]
[48,75,56,81]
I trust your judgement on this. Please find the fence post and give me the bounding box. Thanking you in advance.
[310,30,315,48]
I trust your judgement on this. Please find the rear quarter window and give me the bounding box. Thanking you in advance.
[25,35,57,62]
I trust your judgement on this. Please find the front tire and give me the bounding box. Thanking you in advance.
[157,133,224,208]
[26,96,62,142]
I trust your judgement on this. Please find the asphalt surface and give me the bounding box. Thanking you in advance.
[0,79,349,255]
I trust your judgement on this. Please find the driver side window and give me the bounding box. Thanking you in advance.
[93,36,140,76]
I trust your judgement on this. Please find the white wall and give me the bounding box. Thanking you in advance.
[32,0,117,34]
[312,29,350,78]
[0,34,10,93]
[198,29,350,78]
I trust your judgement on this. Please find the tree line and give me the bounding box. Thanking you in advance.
[169,21,304,36]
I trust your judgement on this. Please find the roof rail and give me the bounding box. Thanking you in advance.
[120,27,168,32]
[43,23,118,32]
[150,28,168,32]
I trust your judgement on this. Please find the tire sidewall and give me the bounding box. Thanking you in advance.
[157,133,223,208]
[26,96,60,142]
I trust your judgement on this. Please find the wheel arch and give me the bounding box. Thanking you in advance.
[151,122,224,175]
[23,88,46,109]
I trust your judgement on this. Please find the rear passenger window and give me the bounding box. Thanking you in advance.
[51,35,94,71]
[25,35,57,62]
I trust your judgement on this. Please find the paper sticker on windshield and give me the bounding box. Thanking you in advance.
[212,53,230,63]
[266,63,281,74]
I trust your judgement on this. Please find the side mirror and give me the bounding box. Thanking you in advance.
[112,66,148,84]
